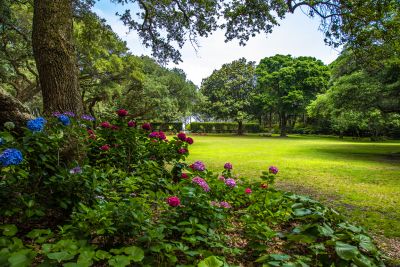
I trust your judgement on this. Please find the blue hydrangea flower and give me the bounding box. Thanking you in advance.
[27,117,47,132]
[0,148,23,166]
[58,115,71,126]
[0,138,4,145]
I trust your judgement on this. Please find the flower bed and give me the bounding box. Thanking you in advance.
[0,110,386,266]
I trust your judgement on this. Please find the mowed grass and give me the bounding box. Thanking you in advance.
[187,134,400,238]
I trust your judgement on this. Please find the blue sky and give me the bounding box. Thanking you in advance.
[94,1,340,86]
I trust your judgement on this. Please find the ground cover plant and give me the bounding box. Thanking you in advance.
[187,135,400,260]
[0,112,389,266]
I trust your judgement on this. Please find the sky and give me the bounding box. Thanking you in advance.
[93,1,340,86]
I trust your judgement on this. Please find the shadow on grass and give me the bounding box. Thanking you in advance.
[310,144,400,164]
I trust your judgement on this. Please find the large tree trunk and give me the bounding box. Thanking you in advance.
[0,90,34,131]
[280,112,287,137]
[32,0,83,115]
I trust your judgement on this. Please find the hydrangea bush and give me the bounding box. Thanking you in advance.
[0,109,387,266]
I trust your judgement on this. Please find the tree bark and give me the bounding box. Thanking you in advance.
[280,112,287,137]
[0,90,34,131]
[237,120,244,135]
[32,0,83,115]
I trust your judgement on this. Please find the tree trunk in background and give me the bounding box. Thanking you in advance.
[280,112,287,137]
[0,91,34,131]
[237,121,244,135]
[32,0,83,115]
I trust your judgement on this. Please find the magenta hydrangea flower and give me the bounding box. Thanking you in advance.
[245,188,252,194]
[190,161,205,171]
[117,109,128,117]
[224,162,233,170]
[177,132,187,141]
[142,123,151,130]
[100,145,109,151]
[181,173,189,179]
[178,148,187,154]
[192,176,210,192]
[100,121,111,128]
[127,121,136,127]
[185,137,194,145]
[167,196,180,207]
[269,166,279,174]
[148,131,166,140]
[225,178,236,188]
[219,201,231,208]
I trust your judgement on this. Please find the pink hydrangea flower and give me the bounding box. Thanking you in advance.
[269,166,278,174]
[218,175,226,181]
[167,196,180,207]
[219,201,231,208]
[225,178,236,188]
[224,162,233,170]
[245,188,252,194]
[190,161,205,171]
[192,176,210,192]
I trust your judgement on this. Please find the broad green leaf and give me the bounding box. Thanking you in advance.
[47,251,75,262]
[123,246,144,262]
[293,208,312,217]
[352,254,375,267]
[335,242,359,261]
[355,235,377,253]
[2,225,18,237]
[108,255,131,267]
[317,224,334,237]
[8,253,29,267]
[198,256,223,267]
[95,250,111,260]
[269,254,291,261]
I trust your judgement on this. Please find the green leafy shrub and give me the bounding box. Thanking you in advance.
[189,122,261,133]
[0,109,387,266]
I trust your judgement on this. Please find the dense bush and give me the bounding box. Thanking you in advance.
[188,122,261,133]
[0,110,386,266]
[151,122,183,133]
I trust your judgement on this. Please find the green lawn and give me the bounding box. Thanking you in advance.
[187,134,400,239]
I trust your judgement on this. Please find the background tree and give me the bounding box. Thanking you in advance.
[200,58,256,135]
[256,55,330,136]
[122,57,198,122]
[307,49,400,139]
[3,0,396,115]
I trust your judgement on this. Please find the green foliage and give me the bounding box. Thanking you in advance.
[307,50,400,139]
[256,55,330,136]
[188,122,261,133]
[0,111,389,266]
[200,58,257,134]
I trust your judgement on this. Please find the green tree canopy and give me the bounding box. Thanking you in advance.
[256,55,330,136]
[200,58,256,134]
